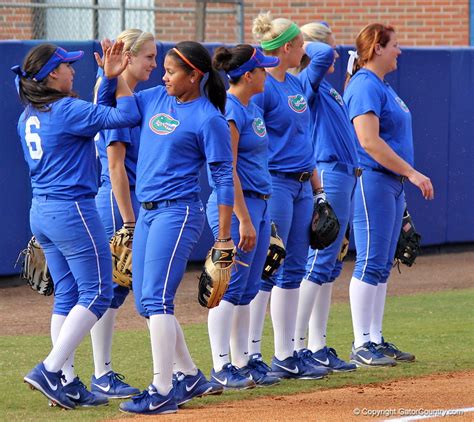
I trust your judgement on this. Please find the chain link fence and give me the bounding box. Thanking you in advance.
[0,0,243,42]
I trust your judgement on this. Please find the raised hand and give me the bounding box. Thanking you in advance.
[103,40,128,79]
[93,38,113,68]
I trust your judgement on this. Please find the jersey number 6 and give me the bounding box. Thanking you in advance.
[25,116,43,160]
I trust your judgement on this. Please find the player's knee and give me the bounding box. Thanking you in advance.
[275,277,302,289]
[302,275,323,286]
[53,294,78,315]
[88,293,113,319]
[222,291,240,305]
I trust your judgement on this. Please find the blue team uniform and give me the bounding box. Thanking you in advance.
[95,126,141,308]
[252,70,314,291]
[207,94,271,305]
[298,42,360,284]
[19,96,141,319]
[344,68,414,286]
[130,86,233,316]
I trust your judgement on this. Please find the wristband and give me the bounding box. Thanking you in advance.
[215,237,231,243]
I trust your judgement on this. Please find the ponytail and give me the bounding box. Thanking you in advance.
[205,68,226,114]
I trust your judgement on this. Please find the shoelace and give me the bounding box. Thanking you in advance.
[380,337,400,351]
[253,359,272,373]
[110,372,127,386]
[58,371,67,385]
[131,388,152,402]
[75,378,89,393]
[225,363,245,378]
[299,349,316,366]
[174,372,186,382]
[367,342,386,358]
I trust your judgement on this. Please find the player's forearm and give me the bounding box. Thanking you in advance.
[217,204,233,240]
[362,136,413,176]
[232,171,251,224]
[109,165,135,224]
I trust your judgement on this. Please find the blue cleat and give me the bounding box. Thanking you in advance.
[210,363,256,390]
[373,338,415,362]
[24,362,75,409]
[312,346,357,372]
[270,351,328,379]
[240,354,280,387]
[63,377,109,407]
[119,385,177,415]
[174,369,222,406]
[350,342,397,367]
[297,348,333,375]
[91,371,140,399]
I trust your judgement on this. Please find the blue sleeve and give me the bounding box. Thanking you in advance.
[252,91,265,110]
[201,114,232,164]
[203,114,233,206]
[209,162,234,206]
[225,102,244,133]
[104,127,132,147]
[345,77,384,121]
[63,97,141,137]
[252,88,277,116]
[95,71,118,107]
[301,42,334,92]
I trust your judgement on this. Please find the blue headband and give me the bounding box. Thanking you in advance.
[227,48,280,80]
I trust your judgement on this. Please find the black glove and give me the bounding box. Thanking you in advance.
[394,208,421,267]
[310,189,340,250]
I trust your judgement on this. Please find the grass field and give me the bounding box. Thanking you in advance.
[1,288,473,421]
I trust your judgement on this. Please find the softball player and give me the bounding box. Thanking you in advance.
[293,22,358,372]
[111,41,234,415]
[92,29,156,399]
[249,12,329,380]
[206,45,280,388]
[344,24,434,367]
[16,42,141,409]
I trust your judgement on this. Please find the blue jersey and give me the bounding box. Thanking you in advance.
[97,126,139,187]
[134,86,232,202]
[343,68,414,171]
[299,42,358,167]
[222,94,271,195]
[252,72,314,173]
[18,96,140,200]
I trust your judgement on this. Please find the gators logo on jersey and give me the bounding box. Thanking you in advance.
[395,97,410,113]
[330,88,344,106]
[149,113,180,135]
[288,94,308,113]
[252,117,267,137]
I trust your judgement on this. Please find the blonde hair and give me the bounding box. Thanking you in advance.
[252,11,295,51]
[116,28,154,56]
[93,29,154,103]
[292,22,333,74]
[300,22,332,44]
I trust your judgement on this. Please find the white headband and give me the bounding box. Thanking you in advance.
[347,50,359,75]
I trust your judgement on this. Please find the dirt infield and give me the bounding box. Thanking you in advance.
[121,371,474,421]
[1,250,474,420]
[1,250,473,336]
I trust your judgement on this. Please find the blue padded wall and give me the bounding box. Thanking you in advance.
[1,41,473,274]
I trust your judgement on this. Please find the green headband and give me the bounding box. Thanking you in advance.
[261,23,301,51]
